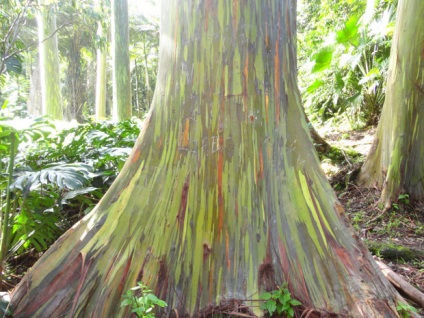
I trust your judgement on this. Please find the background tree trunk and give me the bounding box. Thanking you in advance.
[111,0,131,121]
[95,1,107,120]
[357,0,424,207]
[37,0,62,120]
[64,30,86,122]
[11,1,399,317]
[27,55,42,116]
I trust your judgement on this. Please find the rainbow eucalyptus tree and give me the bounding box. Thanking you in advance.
[37,0,62,120]
[95,0,108,120]
[111,0,131,121]
[11,1,399,317]
[358,0,424,208]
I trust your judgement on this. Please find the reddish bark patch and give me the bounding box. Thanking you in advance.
[176,175,190,229]
[70,254,93,316]
[156,257,169,301]
[131,147,141,164]
[13,255,83,316]
[203,243,212,263]
[258,262,277,292]
[118,254,133,295]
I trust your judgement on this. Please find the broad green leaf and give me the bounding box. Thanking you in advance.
[279,292,291,304]
[336,16,360,46]
[0,131,13,138]
[265,300,277,315]
[147,294,159,302]
[290,299,302,306]
[306,79,324,94]
[312,49,333,73]
[259,292,272,300]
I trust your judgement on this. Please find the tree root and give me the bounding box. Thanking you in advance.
[375,258,424,313]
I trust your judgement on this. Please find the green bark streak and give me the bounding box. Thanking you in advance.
[37,1,62,120]
[359,0,424,206]
[112,0,131,121]
[11,1,399,317]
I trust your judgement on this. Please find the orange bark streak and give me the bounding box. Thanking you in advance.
[259,146,264,180]
[131,148,141,163]
[182,118,190,147]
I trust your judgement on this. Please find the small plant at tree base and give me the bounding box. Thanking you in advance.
[121,282,167,318]
[392,194,410,211]
[398,194,410,205]
[396,302,418,318]
[259,283,302,317]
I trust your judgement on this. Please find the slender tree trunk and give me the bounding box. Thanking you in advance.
[357,0,424,207]
[95,18,107,120]
[143,38,152,109]
[111,0,131,121]
[27,55,42,116]
[134,59,141,116]
[37,0,62,120]
[11,1,399,317]
[64,30,85,122]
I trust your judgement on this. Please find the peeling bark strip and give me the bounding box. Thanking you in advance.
[11,1,400,317]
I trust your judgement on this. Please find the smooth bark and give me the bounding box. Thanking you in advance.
[37,0,62,120]
[95,18,107,120]
[27,56,42,116]
[111,0,131,121]
[11,1,399,317]
[358,0,424,207]
[64,30,85,122]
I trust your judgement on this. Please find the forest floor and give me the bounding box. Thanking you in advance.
[318,124,424,314]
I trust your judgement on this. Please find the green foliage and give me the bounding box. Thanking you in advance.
[392,194,410,211]
[298,0,396,127]
[259,284,301,317]
[121,282,167,318]
[130,17,159,117]
[0,117,140,260]
[396,302,418,318]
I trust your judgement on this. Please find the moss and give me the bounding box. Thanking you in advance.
[365,241,424,262]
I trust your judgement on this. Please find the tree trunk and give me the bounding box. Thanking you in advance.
[143,37,152,109]
[357,0,424,208]
[37,0,62,120]
[111,0,131,121]
[64,30,85,122]
[11,1,399,317]
[27,55,42,117]
[95,18,108,120]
